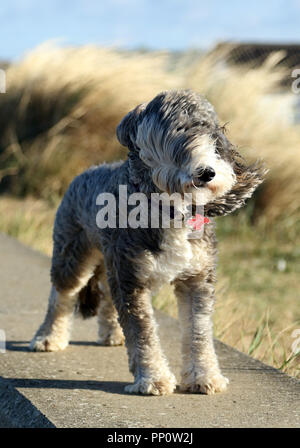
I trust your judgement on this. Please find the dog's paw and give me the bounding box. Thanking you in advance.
[98,327,125,346]
[29,335,69,352]
[180,373,229,395]
[125,375,177,396]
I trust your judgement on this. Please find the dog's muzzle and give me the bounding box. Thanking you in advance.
[152,165,216,195]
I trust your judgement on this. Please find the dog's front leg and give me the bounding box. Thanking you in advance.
[107,267,176,395]
[174,273,229,394]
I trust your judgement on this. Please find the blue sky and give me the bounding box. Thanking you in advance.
[1,0,300,60]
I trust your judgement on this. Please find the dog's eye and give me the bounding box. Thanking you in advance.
[200,120,208,127]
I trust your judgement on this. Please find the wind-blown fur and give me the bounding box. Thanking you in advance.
[30,89,265,395]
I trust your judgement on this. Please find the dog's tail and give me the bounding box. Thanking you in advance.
[75,266,104,319]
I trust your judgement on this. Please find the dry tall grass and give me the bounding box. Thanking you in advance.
[0,43,182,200]
[1,43,300,220]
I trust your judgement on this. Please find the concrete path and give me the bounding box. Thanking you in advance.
[0,233,299,428]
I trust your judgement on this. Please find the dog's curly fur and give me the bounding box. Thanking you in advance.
[30,89,265,395]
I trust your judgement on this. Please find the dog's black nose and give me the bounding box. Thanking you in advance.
[198,167,215,183]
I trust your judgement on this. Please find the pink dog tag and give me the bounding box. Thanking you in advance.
[187,214,210,231]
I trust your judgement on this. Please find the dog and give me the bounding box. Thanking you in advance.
[30,89,265,395]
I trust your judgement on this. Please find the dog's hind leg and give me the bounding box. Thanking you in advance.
[30,226,102,352]
[174,271,229,394]
[97,271,125,346]
[30,285,78,352]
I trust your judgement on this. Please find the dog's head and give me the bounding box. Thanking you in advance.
[117,89,266,216]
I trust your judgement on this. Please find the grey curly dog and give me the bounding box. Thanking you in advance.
[30,89,265,395]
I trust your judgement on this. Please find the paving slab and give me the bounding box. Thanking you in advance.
[0,232,299,428]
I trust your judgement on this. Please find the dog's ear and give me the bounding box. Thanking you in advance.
[117,103,146,149]
[204,156,268,217]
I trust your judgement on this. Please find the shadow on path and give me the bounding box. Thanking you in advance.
[6,377,130,395]
[5,340,111,352]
